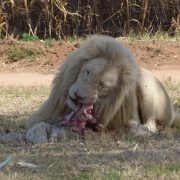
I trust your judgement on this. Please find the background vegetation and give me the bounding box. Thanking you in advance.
[0,0,179,39]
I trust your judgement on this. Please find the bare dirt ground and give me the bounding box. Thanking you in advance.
[0,39,179,86]
[0,72,54,86]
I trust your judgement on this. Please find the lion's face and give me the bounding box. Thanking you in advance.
[67,58,119,109]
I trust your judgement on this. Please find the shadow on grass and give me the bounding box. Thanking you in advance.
[37,141,180,179]
[0,113,27,132]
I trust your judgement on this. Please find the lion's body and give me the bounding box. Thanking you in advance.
[137,69,174,126]
[26,35,179,137]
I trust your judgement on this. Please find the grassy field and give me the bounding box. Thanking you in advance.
[0,79,180,180]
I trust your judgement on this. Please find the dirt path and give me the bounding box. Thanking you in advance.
[0,40,179,86]
[0,70,179,86]
[0,73,54,86]
[152,69,180,81]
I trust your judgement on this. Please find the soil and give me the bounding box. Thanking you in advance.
[0,39,179,86]
[0,72,54,86]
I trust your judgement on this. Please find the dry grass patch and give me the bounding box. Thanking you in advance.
[0,86,49,132]
[0,79,179,179]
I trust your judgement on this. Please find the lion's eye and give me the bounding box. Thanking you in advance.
[85,70,90,76]
[98,82,105,88]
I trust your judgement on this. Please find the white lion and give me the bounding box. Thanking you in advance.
[26,35,180,142]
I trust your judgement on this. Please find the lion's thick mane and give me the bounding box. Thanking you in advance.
[26,35,179,132]
[26,35,140,129]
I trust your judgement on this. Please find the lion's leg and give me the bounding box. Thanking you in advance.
[142,119,157,132]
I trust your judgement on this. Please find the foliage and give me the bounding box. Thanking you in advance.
[0,0,179,39]
[45,38,55,48]
[7,48,24,62]
[127,31,172,42]
[21,33,39,42]
[7,47,41,62]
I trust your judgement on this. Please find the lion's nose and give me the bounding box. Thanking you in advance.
[74,92,84,100]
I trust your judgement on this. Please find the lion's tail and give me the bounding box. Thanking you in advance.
[172,111,180,129]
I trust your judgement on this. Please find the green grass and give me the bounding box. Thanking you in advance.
[124,31,180,42]
[0,80,179,179]
[63,35,79,43]
[45,38,55,48]
[6,47,43,62]
[21,33,39,42]
[24,48,35,57]
[145,163,180,176]
[7,48,24,62]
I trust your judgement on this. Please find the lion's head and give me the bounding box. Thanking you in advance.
[67,57,119,109]
[61,35,140,127]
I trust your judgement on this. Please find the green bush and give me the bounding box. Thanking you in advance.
[24,48,35,56]
[7,48,24,62]
[7,47,40,62]
[45,38,55,47]
[21,33,39,42]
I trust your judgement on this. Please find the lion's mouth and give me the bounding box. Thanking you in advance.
[69,96,79,105]
[67,94,98,113]
[69,95,96,105]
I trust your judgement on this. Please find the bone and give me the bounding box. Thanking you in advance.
[0,155,13,169]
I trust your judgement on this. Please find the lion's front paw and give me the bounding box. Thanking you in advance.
[26,122,50,144]
[135,125,152,136]
[129,121,154,137]
[49,126,67,142]
[26,122,66,144]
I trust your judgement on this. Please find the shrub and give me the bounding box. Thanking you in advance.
[7,48,24,62]
[21,33,39,42]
